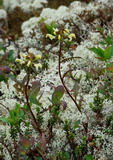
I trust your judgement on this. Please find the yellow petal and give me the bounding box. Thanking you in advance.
[68,33,76,41]
[58,35,61,40]
[34,63,42,69]
[64,29,69,33]
[15,58,24,64]
[46,34,55,40]
[35,55,42,59]
[27,61,32,67]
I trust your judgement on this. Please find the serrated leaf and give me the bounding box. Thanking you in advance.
[52,85,64,105]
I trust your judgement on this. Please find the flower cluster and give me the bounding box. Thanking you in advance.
[15,53,42,70]
[46,28,76,41]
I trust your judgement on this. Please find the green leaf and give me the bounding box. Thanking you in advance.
[0,72,8,82]
[22,104,30,111]
[7,103,25,126]
[19,110,25,119]
[45,22,57,34]
[52,85,64,105]
[29,81,41,105]
[0,103,25,126]
[109,88,113,93]
[90,45,113,61]
[73,120,80,129]
[0,117,10,123]
[29,80,41,97]
[104,45,113,60]
[64,152,70,159]
[84,154,94,160]
[99,41,106,45]
[7,117,15,125]
[89,47,104,58]
[38,17,46,23]
[105,35,113,45]
[30,95,39,105]
[8,50,15,62]
[15,104,25,119]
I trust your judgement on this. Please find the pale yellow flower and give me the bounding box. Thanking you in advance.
[58,35,61,40]
[65,29,69,33]
[27,61,32,67]
[34,63,42,70]
[53,28,59,35]
[35,55,42,59]
[46,34,55,40]
[53,28,59,32]
[15,58,24,64]
[68,33,76,41]
[63,28,69,34]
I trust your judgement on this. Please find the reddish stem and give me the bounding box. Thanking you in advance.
[58,42,82,113]
[24,73,42,134]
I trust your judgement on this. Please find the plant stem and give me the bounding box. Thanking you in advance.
[24,73,42,134]
[58,42,82,113]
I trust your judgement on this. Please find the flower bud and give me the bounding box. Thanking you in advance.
[0,66,11,74]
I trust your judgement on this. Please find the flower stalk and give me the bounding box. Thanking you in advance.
[58,42,82,113]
